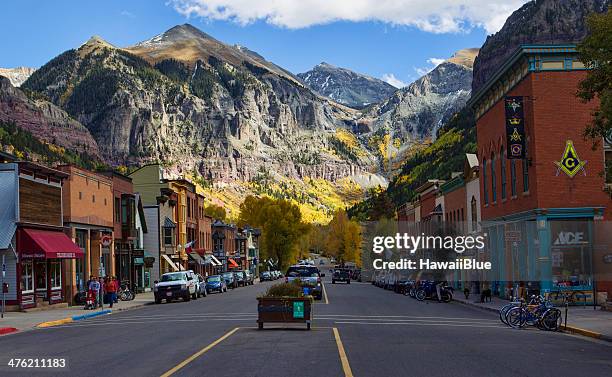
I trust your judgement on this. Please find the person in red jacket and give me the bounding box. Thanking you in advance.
[105,277,118,308]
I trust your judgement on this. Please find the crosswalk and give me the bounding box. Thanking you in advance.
[43,312,504,330]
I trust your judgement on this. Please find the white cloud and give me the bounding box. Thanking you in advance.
[382,73,406,88]
[427,57,445,66]
[120,10,136,18]
[413,56,446,77]
[169,0,528,34]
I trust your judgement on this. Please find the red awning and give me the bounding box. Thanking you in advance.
[228,258,239,268]
[20,229,84,259]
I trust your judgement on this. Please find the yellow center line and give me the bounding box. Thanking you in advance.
[333,327,354,377]
[160,327,240,377]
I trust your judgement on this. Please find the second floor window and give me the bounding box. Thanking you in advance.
[491,153,497,203]
[500,148,507,200]
[163,228,173,246]
[482,158,488,205]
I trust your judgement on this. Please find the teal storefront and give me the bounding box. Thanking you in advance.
[483,207,600,303]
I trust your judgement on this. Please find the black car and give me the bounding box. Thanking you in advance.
[260,271,272,281]
[332,269,351,284]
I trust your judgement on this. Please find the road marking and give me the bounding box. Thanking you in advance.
[334,321,505,328]
[333,327,354,377]
[160,327,240,377]
[322,282,329,304]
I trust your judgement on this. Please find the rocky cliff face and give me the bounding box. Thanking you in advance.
[0,67,36,87]
[357,49,477,167]
[298,62,397,109]
[20,25,378,187]
[0,76,101,157]
[472,0,610,93]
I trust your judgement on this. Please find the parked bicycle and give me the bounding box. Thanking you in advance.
[502,295,562,331]
[118,282,135,301]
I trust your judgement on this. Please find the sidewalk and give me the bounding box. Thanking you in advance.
[0,292,154,335]
[453,293,612,342]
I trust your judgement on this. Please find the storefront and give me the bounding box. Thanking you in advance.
[18,228,83,309]
[484,209,597,303]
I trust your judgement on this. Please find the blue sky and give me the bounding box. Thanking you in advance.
[0,0,526,87]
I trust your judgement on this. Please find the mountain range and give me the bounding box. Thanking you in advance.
[297,62,397,109]
[0,24,478,220]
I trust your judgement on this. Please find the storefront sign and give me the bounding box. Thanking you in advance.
[504,97,526,159]
[554,140,586,178]
[553,231,587,246]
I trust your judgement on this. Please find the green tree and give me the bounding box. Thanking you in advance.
[237,195,308,270]
[204,204,227,221]
[325,209,362,266]
[578,9,612,144]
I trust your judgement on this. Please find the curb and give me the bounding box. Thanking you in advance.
[0,327,19,335]
[454,299,612,343]
[562,325,612,342]
[452,299,499,314]
[37,309,112,328]
[71,309,112,322]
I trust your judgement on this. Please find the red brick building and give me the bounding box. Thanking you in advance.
[468,45,610,300]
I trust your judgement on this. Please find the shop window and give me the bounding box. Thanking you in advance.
[500,147,507,200]
[482,159,488,205]
[510,159,517,197]
[35,261,47,290]
[50,261,62,289]
[491,153,497,203]
[21,260,34,293]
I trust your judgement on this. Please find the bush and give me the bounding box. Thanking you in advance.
[262,281,303,298]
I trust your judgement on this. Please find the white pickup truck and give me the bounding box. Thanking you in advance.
[154,271,198,304]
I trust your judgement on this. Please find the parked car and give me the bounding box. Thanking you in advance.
[332,269,350,284]
[222,271,238,289]
[206,275,227,293]
[196,274,208,297]
[285,265,324,300]
[186,270,200,299]
[260,271,272,281]
[244,271,254,285]
[235,270,246,287]
[154,271,197,304]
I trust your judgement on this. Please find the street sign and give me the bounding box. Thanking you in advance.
[101,235,112,247]
[293,301,304,319]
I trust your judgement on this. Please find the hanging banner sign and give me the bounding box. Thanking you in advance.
[504,96,526,159]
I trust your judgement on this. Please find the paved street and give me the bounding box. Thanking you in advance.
[1,278,611,377]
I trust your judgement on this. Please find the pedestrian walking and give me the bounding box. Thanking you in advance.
[105,277,117,308]
[88,276,101,308]
[113,277,119,303]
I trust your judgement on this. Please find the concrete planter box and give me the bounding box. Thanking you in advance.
[257,296,313,330]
